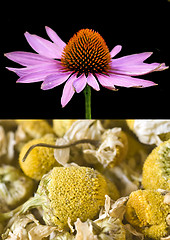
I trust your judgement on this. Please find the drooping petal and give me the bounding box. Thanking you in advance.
[87,74,100,91]
[41,72,71,90]
[6,62,61,77]
[111,52,153,66]
[96,74,117,90]
[61,74,76,107]
[110,61,168,76]
[4,51,56,66]
[16,69,61,83]
[45,26,66,50]
[24,32,62,59]
[110,45,122,58]
[73,74,87,93]
[97,73,157,88]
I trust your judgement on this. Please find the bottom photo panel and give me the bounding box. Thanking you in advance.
[0,119,170,240]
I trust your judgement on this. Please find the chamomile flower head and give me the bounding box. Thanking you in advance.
[126,119,170,145]
[53,119,76,137]
[125,189,170,239]
[37,166,108,230]
[0,166,110,231]
[142,139,170,190]
[16,120,53,139]
[5,26,168,107]
[19,134,59,180]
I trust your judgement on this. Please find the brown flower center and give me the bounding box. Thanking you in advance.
[61,29,111,76]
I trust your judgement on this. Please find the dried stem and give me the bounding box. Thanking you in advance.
[22,139,101,162]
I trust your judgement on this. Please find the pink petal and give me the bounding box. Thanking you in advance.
[155,63,169,71]
[6,62,61,77]
[96,74,117,90]
[4,51,56,66]
[97,73,157,88]
[16,69,61,83]
[73,74,87,93]
[45,26,66,50]
[61,74,76,107]
[111,52,153,66]
[110,61,166,76]
[41,72,71,90]
[24,32,62,59]
[87,74,100,91]
[110,45,122,58]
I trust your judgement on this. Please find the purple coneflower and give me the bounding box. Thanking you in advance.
[5,26,168,118]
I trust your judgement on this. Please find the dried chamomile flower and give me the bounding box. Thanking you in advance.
[53,120,77,137]
[95,217,126,240]
[142,139,170,190]
[16,120,53,139]
[125,189,170,239]
[94,195,126,240]
[0,165,34,209]
[83,128,128,168]
[0,166,109,231]
[15,120,54,151]
[64,120,104,142]
[19,134,60,180]
[126,119,170,145]
[2,213,56,240]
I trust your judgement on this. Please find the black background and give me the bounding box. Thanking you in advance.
[1,0,170,119]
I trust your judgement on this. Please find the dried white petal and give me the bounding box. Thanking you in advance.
[83,128,124,167]
[2,213,56,240]
[6,132,15,160]
[54,137,70,166]
[131,120,170,145]
[28,225,56,240]
[75,218,98,240]
[109,196,128,221]
[65,120,104,142]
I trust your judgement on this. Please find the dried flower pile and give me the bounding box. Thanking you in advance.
[0,119,170,240]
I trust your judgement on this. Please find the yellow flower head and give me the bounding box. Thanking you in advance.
[19,134,59,180]
[125,189,170,239]
[53,120,76,137]
[142,139,170,190]
[37,166,109,230]
[16,120,53,139]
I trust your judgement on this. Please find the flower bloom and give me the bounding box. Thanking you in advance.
[5,27,168,107]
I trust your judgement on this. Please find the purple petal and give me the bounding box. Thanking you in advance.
[110,61,167,76]
[73,74,87,93]
[87,74,100,91]
[111,52,153,66]
[24,32,62,59]
[96,74,117,90]
[6,62,61,77]
[97,73,157,88]
[45,26,66,50]
[5,51,56,66]
[41,72,71,90]
[16,69,61,83]
[155,63,169,71]
[61,74,76,107]
[110,45,122,58]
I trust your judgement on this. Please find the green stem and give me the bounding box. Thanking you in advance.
[84,85,91,119]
